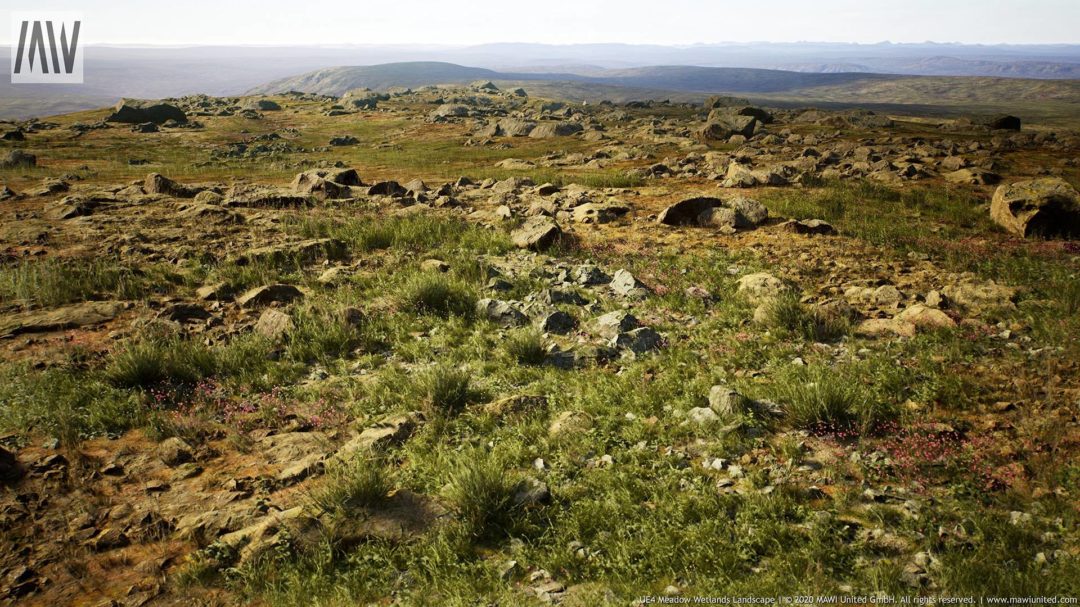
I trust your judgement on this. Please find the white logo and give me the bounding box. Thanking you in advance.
[10,12,83,84]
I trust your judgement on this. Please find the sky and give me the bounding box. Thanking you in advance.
[2,0,1079,46]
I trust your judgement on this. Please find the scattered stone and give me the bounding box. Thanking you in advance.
[512,478,551,508]
[778,218,836,235]
[255,309,293,340]
[657,197,720,226]
[610,269,650,298]
[537,310,577,334]
[573,264,611,285]
[329,135,359,146]
[593,310,641,339]
[420,259,450,273]
[736,272,790,303]
[940,277,1017,314]
[944,168,1000,185]
[476,298,529,327]
[548,410,593,438]
[687,407,721,424]
[334,412,424,460]
[729,196,769,227]
[236,284,304,308]
[196,282,232,301]
[610,327,663,354]
[709,385,751,417]
[157,437,194,467]
[573,202,628,224]
[896,304,956,331]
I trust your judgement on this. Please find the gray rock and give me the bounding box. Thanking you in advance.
[990,177,1080,239]
[512,478,551,508]
[528,122,584,138]
[144,173,200,198]
[540,288,588,306]
[476,298,529,327]
[329,135,359,146]
[333,412,423,461]
[548,410,593,438]
[610,269,650,298]
[736,272,790,303]
[196,282,232,301]
[255,309,293,340]
[708,386,751,417]
[593,310,641,339]
[657,197,720,226]
[512,216,562,250]
[610,327,663,354]
[537,310,576,334]
[106,99,187,124]
[729,196,769,228]
[687,407,721,424]
[573,265,611,285]
[778,219,835,235]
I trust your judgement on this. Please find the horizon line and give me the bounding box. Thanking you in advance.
[4,40,1080,49]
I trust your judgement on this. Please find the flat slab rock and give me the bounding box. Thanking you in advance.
[0,301,124,337]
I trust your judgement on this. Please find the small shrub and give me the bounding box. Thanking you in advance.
[446,452,520,539]
[769,365,892,433]
[763,293,849,342]
[504,328,546,365]
[0,365,138,443]
[105,337,218,389]
[417,365,475,418]
[286,306,364,363]
[0,257,150,309]
[310,451,392,512]
[397,273,476,318]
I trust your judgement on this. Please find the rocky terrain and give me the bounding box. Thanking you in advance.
[1,81,1079,606]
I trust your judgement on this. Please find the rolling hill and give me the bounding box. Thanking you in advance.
[243,61,1080,126]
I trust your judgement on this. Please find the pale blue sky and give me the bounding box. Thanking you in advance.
[3,0,1078,46]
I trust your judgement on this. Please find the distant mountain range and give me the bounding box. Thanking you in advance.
[248,62,905,96]
[2,42,1080,120]
[245,61,1080,128]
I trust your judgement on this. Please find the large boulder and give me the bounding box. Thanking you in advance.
[990,178,1080,239]
[657,197,721,226]
[657,196,767,229]
[976,114,1021,131]
[480,118,536,137]
[106,99,187,124]
[244,99,281,111]
[697,115,756,142]
[709,106,773,124]
[144,173,200,198]
[512,216,562,250]
[0,149,36,169]
[291,168,362,199]
[430,104,469,119]
[528,122,584,138]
